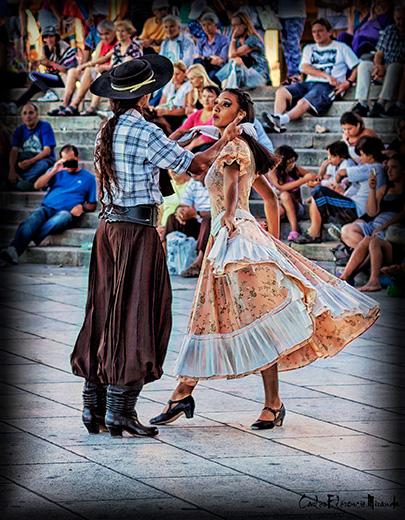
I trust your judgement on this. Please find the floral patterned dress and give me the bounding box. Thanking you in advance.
[174,138,380,382]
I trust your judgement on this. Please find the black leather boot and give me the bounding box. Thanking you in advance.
[105,384,158,437]
[82,380,107,434]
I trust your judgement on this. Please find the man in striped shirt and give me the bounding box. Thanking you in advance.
[15,25,78,107]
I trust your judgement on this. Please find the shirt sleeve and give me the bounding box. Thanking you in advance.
[58,43,78,70]
[86,173,97,203]
[245,35,263,50]
[147,125,194,174]
[180,181,195,206]
[12,126,22,148]
[216,138,251,177]
[182,36,196,67]
[341,42,360,70]
[376,26,391,54]
[179,112,198,130]
[299,44,312,70]
[40,122,56,149]
[218,35,229,62]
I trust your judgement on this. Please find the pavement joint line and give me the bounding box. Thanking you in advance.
[333,351,405,368]
[0,473,89,519]
[0,352,79,377]
[0,419,227,520]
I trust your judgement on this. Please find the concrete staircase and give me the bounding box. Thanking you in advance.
[1,85,396,267]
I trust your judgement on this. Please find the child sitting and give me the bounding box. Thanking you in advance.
[319,140,356,193]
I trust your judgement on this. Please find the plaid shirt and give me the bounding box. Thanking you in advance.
[376,24,405,65]
[100,109,194,207]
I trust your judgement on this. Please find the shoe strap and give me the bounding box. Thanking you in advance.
[262,404,283,416]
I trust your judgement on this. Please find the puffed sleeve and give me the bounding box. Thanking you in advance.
[216,138,251,177]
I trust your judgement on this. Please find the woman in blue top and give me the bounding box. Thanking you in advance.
[216,11,270,89]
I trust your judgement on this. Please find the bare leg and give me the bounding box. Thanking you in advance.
[341,222,365,249]
[258,363,282,421]
[280,191,299,232]
[360,237,393,291]
[286,98,311,121]
[86,94,102,111]
[70,67,94,108]
[307,198,322,237]
[274,87,292,114]
[62,67,81,107]
[190,250,204,268]
[341,236,370,280]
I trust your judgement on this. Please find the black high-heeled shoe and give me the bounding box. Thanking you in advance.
[149,395,195,425]
[82,381,107,434]
[251,403,286,430]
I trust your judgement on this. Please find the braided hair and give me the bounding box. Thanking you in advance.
[223,88,276,174]
[95,98,143,208]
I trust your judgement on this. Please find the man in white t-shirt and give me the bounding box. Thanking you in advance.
[264,18,359,133]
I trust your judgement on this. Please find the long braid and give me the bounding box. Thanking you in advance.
[94,98,142,210]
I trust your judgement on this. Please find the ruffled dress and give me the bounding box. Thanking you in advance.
[174,138,380,382]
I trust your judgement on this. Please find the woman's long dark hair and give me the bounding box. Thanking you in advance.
[273,145,299,184]
[223,88,276,174]
[95,97,142,207]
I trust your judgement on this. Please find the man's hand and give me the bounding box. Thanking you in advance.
[8,170,21,183]
[325,75,338,87]
[372,63,385,81]
[175,206,196,224]
[70,204,84,217]
[17,159,32,170]
[210,55,223,66]
[335,79,351,96]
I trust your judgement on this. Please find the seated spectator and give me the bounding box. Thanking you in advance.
[316,1,351,36]
[151,60,191,132]
[9,102,56,191]
[278,1,307,85]
[184,63,218,115]
[268,145,319,242]
[187,0,214,41]
[139,0,170,54]
[353,5,405,118]
[264,18,359,133]
[341,155,405,290]
[253,118,274,153]
[48,19,117,116]
[169,85,220,152]
[193,12,229,81]
[0,145,97,266]
[163,178,211,277]
[338,0,371,49]
[160,15,196,68]
[295,136,386,244]
[14,25,77,107]
[340,111,377,163]
[318,140,356,192]
[385,117,405,157]
[157,169,191,243]
[111,19,142,66]
[216,11,270,89]
[338,0,392,58]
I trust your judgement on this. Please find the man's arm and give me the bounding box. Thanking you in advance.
[17,146,52,171]
[300,63,338,85]
[33,159,63,189]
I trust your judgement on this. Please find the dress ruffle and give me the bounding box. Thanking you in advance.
[175,215,380,382]
[216,138,251,178]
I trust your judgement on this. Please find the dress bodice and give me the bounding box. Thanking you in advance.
[204,137,257,219]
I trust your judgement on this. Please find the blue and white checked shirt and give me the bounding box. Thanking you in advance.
[99,109,194,207]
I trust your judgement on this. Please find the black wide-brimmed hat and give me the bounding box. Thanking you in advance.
[90,55,174,100]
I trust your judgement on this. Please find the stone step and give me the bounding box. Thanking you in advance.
[290,241,339,261]
[1,224,96,247]
[256,100,370,117]
[8,84,382,102]
[21,245,91,267]
[0,205,100,227]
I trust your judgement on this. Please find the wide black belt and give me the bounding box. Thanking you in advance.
[100,204,158,227]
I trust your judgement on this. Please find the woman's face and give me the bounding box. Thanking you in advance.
[164,21,180,39]
[172,67,186,86]
[387,158,403,182]
[231,16,246,37]
[201,89,217,109]
[341,123,361,139]
[201,20,217,36]
[99,29,115,45]
[188,73,204,88]
[285,157,297,172]
[212,92,245,128]
[116,28,131,42]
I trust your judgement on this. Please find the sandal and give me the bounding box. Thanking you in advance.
[251,403,286,430]
[80,106,98,116]
[48,105,66,116]
[293,231,322,244]
[61,105,80,116]
[180,264,201,278]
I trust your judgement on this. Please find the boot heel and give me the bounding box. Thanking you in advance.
[84,421,100,434]
[107,426,123,437]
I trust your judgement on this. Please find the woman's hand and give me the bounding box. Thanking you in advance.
[303,172,318,183]
[368,170,377,189]
[221,212,236,234]
[222,113,244,142]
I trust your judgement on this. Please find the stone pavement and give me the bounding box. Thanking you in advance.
[0,264,404,520]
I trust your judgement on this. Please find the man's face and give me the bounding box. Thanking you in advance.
[312,24,332,45]
[60,149,79,173]
[21,104,38,128]
[164,21,180,39]
[394,9,405,35]
[153,7,168,20]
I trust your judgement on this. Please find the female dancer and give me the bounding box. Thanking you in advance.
[150,89,380,430]
[70,57,242,437]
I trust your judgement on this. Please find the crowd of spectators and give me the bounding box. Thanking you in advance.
[1,0,404,290]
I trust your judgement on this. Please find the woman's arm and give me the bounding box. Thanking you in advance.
[229,43,254,59]
[366,183,384,217]
[268,169,316,191]
[222,162,239,233]
[253,174,280,238]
